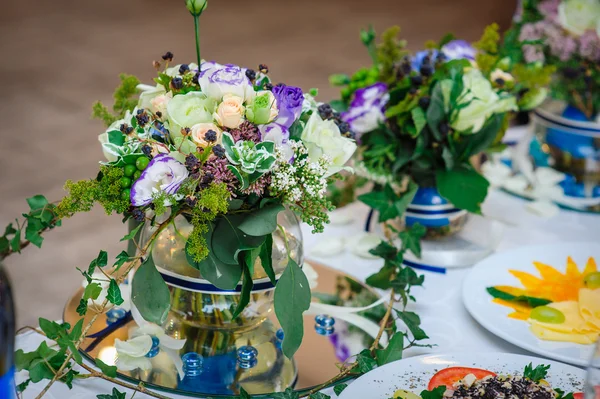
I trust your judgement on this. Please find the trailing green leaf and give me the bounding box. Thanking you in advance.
[131,254,171,325]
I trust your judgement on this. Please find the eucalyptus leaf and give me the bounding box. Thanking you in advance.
[426,83,446,141]
[232,264,253,319]
[186,223,243,290]
[212,215,266,265]
[237,203,284,236]
[131,254,171,325]
[274,258,311,358]
[259,234,276,284]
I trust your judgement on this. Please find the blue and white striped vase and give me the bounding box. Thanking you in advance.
[404,187,468,239]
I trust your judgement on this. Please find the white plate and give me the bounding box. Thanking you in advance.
[338,352,584,399]
[463,242,600,367]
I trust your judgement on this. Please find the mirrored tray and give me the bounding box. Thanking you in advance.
[63,261,383,397]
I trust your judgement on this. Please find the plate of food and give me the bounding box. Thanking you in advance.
[337,352,586,399]
[463,242,600,366]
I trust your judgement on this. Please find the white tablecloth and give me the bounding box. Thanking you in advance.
[15,189,600,398]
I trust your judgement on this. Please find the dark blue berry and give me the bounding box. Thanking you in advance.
[161,51,174,61]
[179,64,190,74]
[418,96,430,109]
[142,145,152,156]
[438,122,450,136]
[411,75,423,86]
[420,65,433,77]
[264,82,273,91]
[171,77,183,90]
[212,144,226,159]
[408,87,418,95]
[245,69,256,81]
[259,64,269,73]
[192,72,200,85]
[132,208,145,222]
[204,130,218,143]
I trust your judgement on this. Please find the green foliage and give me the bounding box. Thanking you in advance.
[274,258,311,358]
[185,182,231,263]
[272,387,300,399]
[374,331,404,366]
[358,181,417,223]
[107,279,124,306]
[555,388,576,399]
[131,254,171,325]
[436,167,490,214]
[309,393,331,399]
[92,74,141,127]
[398,223,426,258]
[56,166,130,218]
[523,363,550,382]
[377,26,408,83]
[88,250,108,275]
[95,358,118,378]
[237,202,284,236]
[97,388,127,399]
[420,386,447,399]
[334,383,348,395]
[474,23,500,75]
[357,348,378,373]
[395,310,428,340]
[113,250,131,271]
[487,287,552,307]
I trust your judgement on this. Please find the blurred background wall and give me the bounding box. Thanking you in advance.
[0,0,516,327]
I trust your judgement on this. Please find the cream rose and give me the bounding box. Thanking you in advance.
[214,94,245,129]
[150,92,173,117]
[190,123,222,148]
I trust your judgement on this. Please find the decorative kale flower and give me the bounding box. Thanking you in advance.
[221,132,276,189]
[130,154,189,206]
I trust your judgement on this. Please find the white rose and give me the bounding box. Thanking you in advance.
[301,113,357,177]
[558,0,600,36]
[167,92,217,139]
[190,123,222,148]
[214,94,245,129]
[138,85,166,109]
[448,69,517,133]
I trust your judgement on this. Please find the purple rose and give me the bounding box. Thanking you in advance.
[271,84,304,128]
[341,83,389,138]
[199,63,255,102]
[130,154,189,206]
[442,39,476,61]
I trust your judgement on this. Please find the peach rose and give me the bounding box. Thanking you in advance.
[150,92,173,117]
[214,94,245,129]
[190,123,222,148]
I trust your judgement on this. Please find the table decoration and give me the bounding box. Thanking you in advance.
[504,0,600,206]
[337,352,585,399]
[463,242,600,366]
[330,24,551,241]
[0,2,435,398]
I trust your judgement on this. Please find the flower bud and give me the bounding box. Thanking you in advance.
[185,0,207,16]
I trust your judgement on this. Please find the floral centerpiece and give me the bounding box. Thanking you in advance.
[507,0,600,120]
[330,25,551,237]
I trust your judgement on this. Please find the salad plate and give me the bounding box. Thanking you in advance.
[463,242,600,367]
[338,352,585,399]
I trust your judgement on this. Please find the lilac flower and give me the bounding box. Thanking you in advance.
[579,30,600,61]
[538,0,560,21]
[130,154,189,206]
[441,40,476,61]
[341,83,389,138]
[271,84,304,128]
[199,63,255,102]
[259,123,293,161]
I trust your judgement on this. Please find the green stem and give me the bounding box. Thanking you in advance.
[194,15,201,66]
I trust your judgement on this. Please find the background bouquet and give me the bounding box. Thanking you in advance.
[506,0,600,120]
[330,25,551,232]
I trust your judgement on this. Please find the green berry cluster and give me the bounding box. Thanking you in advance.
[340,66,380,102]
[119,156,151,201]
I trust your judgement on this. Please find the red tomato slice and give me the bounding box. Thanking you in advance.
[574,386,600,399]
[427,367,497,390]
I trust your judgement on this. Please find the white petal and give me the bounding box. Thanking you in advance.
[503,175,529,193]
[135,324,164,337]
[157,334,186,351]
[481,161,511,187]
[114,335,153,357]
[116,354,152,372]
[163,348,185,379]
[349,233,382,259]
[526,200,559,218]
[534,167,565,187]
[328,210,354,225]
[530,184,563,200]
[310,236,345,257]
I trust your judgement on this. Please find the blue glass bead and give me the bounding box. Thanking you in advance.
[105,307,127,326]
[237,346,258,369]
[182,352,203,377]
[275,328,284,349]
[145,336,160,358]
[314,314,335,336]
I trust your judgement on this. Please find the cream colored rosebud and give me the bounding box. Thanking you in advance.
[214,94,245,129]
[190,123,222,148]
